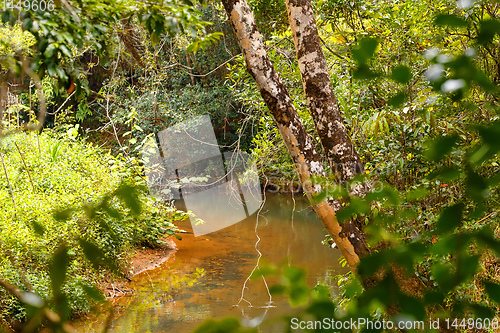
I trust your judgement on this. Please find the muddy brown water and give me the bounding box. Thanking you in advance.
[74,194,348,332]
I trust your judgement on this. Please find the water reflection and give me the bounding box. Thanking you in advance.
[75,194,348,332]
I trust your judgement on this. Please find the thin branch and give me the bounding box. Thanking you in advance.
[48,90,76,115]
[319,36,346,61]
[476,209,500,225]
[176,54,240,78]
[60,0,81,24]
[104,38,143,179]
[0,81,6,134]
[14,142,35,193]
[0,151,15,207]
[22,59,47,132]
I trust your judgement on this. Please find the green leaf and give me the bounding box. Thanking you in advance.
[192,317,257,333]
[53,208,74,222]
[344,276,363,298]
[311,188,327,204]
[59,44,72,57]
[465,168,488,203]
[186,42,197,53]
[268,284,286,295]
[468,303,494,319]
[81,284,105,302]
[434,14,468,28]
[83,204,96,219]
[358,251,388,277]
[250,265,277,280]
[399,295,426,320]
[424,135,459,161]
[352,37,378,63]
[99,197,122,219]
[470,122,500,164]
[428,167,461,182]
[431,263,454,291]
[114,184,142,215]
[337,205,356,223]
[424,291,445,304]
[388,92,406,107]
[306,300,335,319]
[47,62,57,77]
[406,186,429,201]
[1,10,11,24]
[283,266,309,306]
[477,19,500,43]
[78,239,119,274]
[283,266,306,284]
[431,235,458,256]
[391,66,412,83]
[367,186,400,206]
[483,281,500,303]
[44,43,57,58]
[436,203,464,234]
[456,254,479,284]
[353,63,378,79]
[50,245,69,296]
[475,227,500,255]
[30,220,45,236]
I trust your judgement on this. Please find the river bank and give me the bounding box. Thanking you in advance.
[101,237,179,299]
[73,194,348,333]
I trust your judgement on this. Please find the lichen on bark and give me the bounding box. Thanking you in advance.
[221,0,360,269]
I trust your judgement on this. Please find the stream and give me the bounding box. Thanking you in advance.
[74,193,347,332]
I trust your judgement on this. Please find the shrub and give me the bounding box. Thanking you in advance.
[0,129,182,326]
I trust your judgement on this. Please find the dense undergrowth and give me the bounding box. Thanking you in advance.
[0,129,183,328]
[0,0,500,331]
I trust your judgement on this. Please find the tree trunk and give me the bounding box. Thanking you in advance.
[285,0,364,188]
[285,0,369,256]
[221,0,360,269]
[118,19,147,68]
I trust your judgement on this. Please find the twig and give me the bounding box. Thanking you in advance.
[0,81,6,134]
[319,36,347,61]
[60,0,81,24]
[14,142,35,192]
[175,54,240,78]
[22,59,46,132]
[104,40,143,179]
[476,209,500,225]
[0,151,15,207]
[48,90,76,116]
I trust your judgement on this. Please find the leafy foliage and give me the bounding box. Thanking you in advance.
[1,0,500,331]
[0,129,185,328]
[0,0,221,95]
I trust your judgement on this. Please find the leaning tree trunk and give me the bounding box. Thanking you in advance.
[285,2,431,298]
[221,0,360,269]
[285,0,369,256]
[118,19,147,68]
[285,0,364,188]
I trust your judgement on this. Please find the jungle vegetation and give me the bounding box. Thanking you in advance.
[0,0,500,332]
